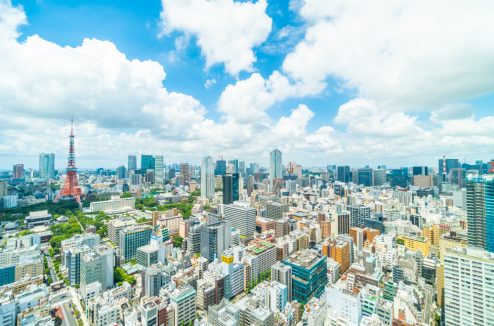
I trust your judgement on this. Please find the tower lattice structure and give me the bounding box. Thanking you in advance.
[55,118,82,204]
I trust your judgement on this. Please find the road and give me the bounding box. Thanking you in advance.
[47,255,82,326]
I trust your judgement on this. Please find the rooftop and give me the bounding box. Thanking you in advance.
[285,249,324,268]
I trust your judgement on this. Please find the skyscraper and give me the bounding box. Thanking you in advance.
[215,158,226,176]
[232,173,239,201]
[141,155,155,172]
[467,175,494,252]
[115,165,126,179]
[201,156,215,200]
[269,149,283,179]
[337,166,351,183]
[228,159,239,174]
[357,168,374,187]
[222,174,233,205]
[128,155,137,171]
[39,153,55,179]
[154,155,164,185]
[439,157,460,181]
[223,202,256,237]
[12,164,24,179]
[200,220,231,262]
[180,163,190,186]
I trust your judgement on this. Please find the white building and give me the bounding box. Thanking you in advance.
[201,156,215,201]
[444,247,494,325]
[88,195,135,213]
[223,202,256,237]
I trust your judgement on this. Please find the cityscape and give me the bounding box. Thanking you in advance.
[1,1,494,326]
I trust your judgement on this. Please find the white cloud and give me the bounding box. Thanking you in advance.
[160,0,272,75]
[334,98,421,137]
[283,0,494,106]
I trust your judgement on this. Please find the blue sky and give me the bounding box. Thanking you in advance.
[1,0,494,169]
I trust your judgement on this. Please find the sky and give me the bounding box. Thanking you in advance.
[1,0,494,170]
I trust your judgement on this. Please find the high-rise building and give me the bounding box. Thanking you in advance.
[154,155,164,185]
[282,249,328,304]
[271,262,292,302]
[357,168,374,187]
[269,149,283,179]
[223,202,256,237]
[232,173,239,201]
[337,166,351,183]
[169,284,196,326]
[12,164,24,179]
[128,155,137,171]
[239,161,246,178]
[115,165,126,179]
[141,265,163,297]
[180,163,190,185]
[0,181,7,197]
[444,247,494,325]
[439,157,460,181]
[338,212,350,234]
[348,205,371,228]
[412,166,428,176]
[141,155,155,171]
[449,168,466,188]
[373,169,386,186]
[467,176,494,252]
[80,245,114,293]
[200,220,231,262]
[201,156,215,200]
[39,153,55,179]
[228,159,239,174]
[119,225,152,261]
[222,174,233,205]
[215,158,226,176]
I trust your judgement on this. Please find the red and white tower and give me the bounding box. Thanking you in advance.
[55,118,83,204]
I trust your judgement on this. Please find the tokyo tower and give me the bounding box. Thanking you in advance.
[54,117,83,205]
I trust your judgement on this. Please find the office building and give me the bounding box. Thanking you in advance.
[444,247,494,325]
[13,164,24,179]
[232,173,239,201]
[439,158,460,181]
[269,148,283,179]
[348,205,371,228]
[154,155,164,185]
[223,202,256,237]
[200,220,231,262]
[115,165,126,179]
[338,212,350,234]
[412,166,428,176]
[244,240,277,285]
[215,159,226,176]
[397,235,431,256]
[266,200,283,220]
[357,168,373,187]
[271,262,292,302]
[137,245,159,267]
[141,155,155,171]
[108,218,137,246]
[141,266,163,297]
[282,249,328,304]
[222,174,233,205]
[39,153,55,179]
[373,169,386,186]
[89,196,135,213]
[180,163,190,185]
[80,245,114,293]
[119,225,152,261]
[128,155,137,171]
[467,176,494,252]
[337,166,351,183]
[169,284,196,326]
[201,156,215,200]
[0,181,6,197]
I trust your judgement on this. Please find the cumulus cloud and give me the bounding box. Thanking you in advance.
[283,0,494,106]
[160,0,272,75]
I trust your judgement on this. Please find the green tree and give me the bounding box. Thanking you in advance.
[172,235,183,248]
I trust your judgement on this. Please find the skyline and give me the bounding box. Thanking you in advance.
[1,0,494,168]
